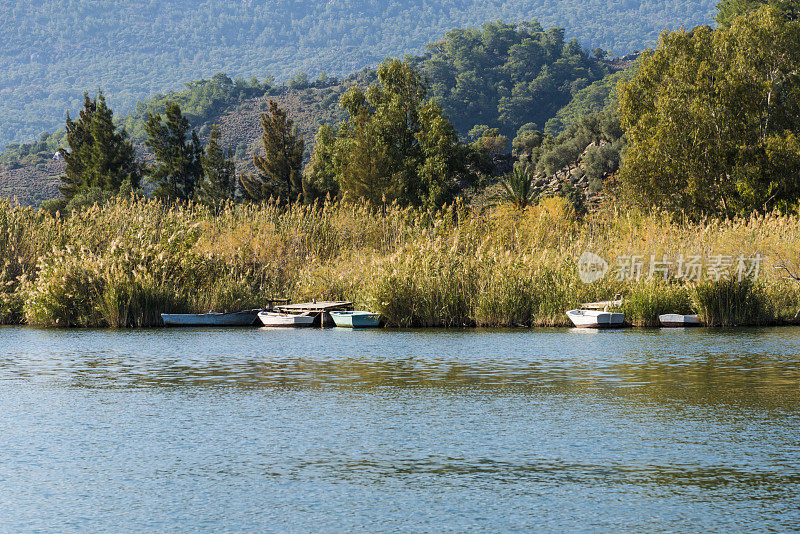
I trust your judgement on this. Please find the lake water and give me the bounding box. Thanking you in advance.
[1,325,799,532]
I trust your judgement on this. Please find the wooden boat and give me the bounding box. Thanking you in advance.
[161,309,261,327]
[566,309,625,328]
[257,311,315,327]
[659,314,702,327]
[330,310,381,328]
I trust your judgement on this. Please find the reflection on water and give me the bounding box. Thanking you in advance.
[2,326,800,408]
[1,326,799,531]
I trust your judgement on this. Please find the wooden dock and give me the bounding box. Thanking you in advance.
[276,301,354,327]
[263,298,292,311]
[581,296,623,310]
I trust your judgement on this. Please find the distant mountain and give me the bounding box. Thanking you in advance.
[0,0,716,149]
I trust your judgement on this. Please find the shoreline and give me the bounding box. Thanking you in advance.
[2,197,798,329]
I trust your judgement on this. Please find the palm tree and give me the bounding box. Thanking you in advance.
[500,167,538,209]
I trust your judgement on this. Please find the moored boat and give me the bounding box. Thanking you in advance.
[257,311,315,327]
[161,309,261,327]
[658,314,702,327]
[330,310,381,328]
[566,309,625,328]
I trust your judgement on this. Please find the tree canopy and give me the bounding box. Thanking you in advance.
[145,102,204,201]
[0,0,717,150]
[420,21,610,139]
[308,59,468,208]
[716,0,800,26]
[196,125,237,206]
[58,91,141,200]
[619,6,800,217]
[240,100,305,202]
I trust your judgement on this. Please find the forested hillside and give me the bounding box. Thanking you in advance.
[1,21,632,205]
[0,0,715,148]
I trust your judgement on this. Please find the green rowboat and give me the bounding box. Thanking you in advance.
[330,311,381,328]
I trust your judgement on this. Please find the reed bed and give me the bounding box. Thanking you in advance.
[1,196,798,327]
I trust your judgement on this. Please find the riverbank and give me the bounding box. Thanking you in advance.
[1,196,799,328]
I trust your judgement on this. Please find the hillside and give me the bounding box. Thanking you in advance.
[0,0,717,149]
[0,84,348,205]
[2,21,635,206]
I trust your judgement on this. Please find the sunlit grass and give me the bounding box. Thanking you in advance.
[1,195,799,327]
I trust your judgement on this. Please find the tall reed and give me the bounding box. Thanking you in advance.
[691,278,773,327]
[0,195,798,328]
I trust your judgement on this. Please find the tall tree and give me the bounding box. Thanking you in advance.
[309,59,468,208]
[302,124,340,202]
[58,90,141,200]
[196,125,236,206]
[619,6,800,217]
[144,102,203,201]
[240,100,304,202]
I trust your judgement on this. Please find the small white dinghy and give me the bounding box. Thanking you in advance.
[257,311,315,327]
[566,309,625,328]
[659,314,702,327]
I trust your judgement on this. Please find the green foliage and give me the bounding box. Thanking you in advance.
[240,100,305,202]
[145,102,204,201]
[500,168,538,209]
[421,21,611,139]
[196,125,236,206]
[59,91,141,201]
[0,1,717,149]
[622,282,692,327]
[473,128,509,156]
[311,59,469,208]
[123,74,270,141]
[544,68,636,136]
[716,0,800,26]
[302,125,340,202]
[521,110,624,183]
[0,131,64,166]
[619,7,800,217]
[583,141,622,190]
[691,278,774,326]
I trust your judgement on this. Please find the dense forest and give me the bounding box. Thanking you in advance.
[0,19,627,198]
[0,0,717,149]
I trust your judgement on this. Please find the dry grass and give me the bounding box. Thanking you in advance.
[0,195,798,327]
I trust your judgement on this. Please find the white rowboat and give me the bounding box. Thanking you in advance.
[659,314,702,327]
[567,309,625,328]
[258,311,315,327]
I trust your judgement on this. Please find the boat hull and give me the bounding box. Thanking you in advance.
[161,310,260,327]
[567,309,625,329]
[659,314,702,327]
[258,312,315,327]
[330,311,381,328]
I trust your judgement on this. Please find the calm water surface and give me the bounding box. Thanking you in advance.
[1,326,799,532]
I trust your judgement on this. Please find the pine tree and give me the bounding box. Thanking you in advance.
[59,90,141,200]
[196,125,236,206]
[240,100,304,202]
[302,124,340,201]
[307,59,466,208]
[144,102,203,201]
